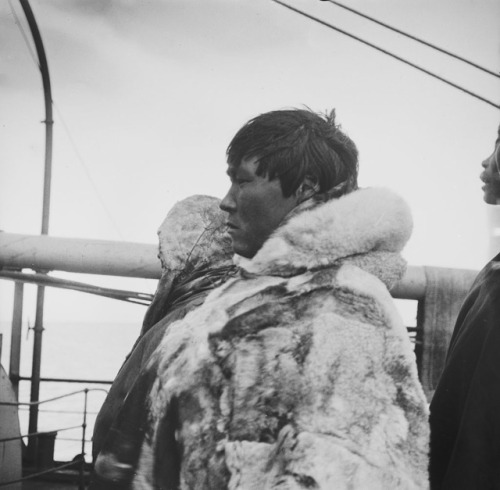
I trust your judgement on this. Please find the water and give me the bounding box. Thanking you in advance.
[1,321,139,463]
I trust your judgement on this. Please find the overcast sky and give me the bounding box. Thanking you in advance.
[1,0,499,326]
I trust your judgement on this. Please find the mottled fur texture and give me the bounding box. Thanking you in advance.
[130,188,429,489]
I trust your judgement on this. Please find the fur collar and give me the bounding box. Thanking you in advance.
[235,187,413,287]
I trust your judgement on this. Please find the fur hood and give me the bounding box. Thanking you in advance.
[157,194,233,276]
[237,186,413,288]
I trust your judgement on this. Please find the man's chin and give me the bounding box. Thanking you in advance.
[483,192,500,205]
[230,240,257,259]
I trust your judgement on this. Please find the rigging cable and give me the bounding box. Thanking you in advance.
[272,0,500,110]
[53,102,125,240]
[322,0,500,79]
[7,0,39,69]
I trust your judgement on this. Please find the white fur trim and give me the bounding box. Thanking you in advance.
[244,187,412,276]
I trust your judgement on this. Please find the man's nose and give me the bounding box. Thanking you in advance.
[220,185,236,212]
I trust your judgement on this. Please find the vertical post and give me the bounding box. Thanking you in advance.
[27,287,46,463]
[19,0,53,460]
[9,281,24,399]
[79,388,89,490]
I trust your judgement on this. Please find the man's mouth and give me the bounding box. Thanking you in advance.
[481,180,500,193]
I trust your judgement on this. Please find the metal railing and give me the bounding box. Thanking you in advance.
[0,387,108,489]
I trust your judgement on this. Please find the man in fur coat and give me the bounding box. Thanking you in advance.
[92,108,429,489]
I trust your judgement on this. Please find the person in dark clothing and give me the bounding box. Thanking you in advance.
[429,124,500,490]
[91,195,236,464]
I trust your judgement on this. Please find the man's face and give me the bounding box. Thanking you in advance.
[480,140,500,205]
[220,155,300,258]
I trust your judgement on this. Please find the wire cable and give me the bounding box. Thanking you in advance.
[7,0,39,70]
[53,102,126,241]
[322,0,500,79]
[272,0,500,110]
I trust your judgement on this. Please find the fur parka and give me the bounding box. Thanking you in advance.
[96,187,429,489]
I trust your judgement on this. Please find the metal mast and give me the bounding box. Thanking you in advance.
[18,0,53,461]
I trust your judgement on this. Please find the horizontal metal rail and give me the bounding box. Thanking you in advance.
[0,232,161,278]
[390,265,426,299]
[0,270,153,305]
[57,436,93,443]
[0,425,81,443]
[18,407,102,416]
[0,387,108,406]
[16,375,113,385]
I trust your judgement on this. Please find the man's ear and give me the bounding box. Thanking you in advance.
[296,178,319,203]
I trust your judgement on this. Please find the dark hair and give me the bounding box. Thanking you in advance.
[226,108,359,198]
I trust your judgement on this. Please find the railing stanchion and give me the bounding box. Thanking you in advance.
[27,285,45,463]
[79,388,88,490]
[9,281,24,399]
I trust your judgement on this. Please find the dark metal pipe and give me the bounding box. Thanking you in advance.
[0,232,161,279]
[27,286,46,462]
[18,375,114,385]
[9,281,24,399]
[79,389,89,490]
[18,0,54,461]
